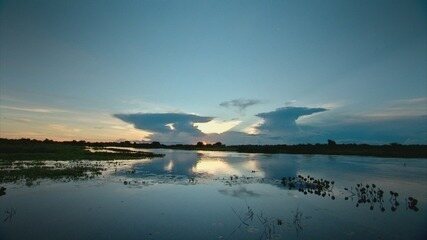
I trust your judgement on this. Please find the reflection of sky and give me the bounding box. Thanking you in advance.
[2,148,427,239]
[122,149,275,179]
[124,149,427,196]
[191,157,265,178]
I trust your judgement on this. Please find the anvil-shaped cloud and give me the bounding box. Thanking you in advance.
[113,100,427,144]
[255,107,327,134]
[114,113,213,136]
[113,106,328,144]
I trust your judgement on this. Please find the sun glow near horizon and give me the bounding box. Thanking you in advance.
[194,119,241,134]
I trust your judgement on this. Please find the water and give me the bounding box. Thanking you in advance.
[1,149,426,239]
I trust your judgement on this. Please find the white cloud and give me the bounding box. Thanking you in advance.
[0,105,56,113]
[194,119,241,134]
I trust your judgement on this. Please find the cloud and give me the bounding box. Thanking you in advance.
[114,113,213,136]
[194,119,241,134]
[0,105,61,113]
[254,104,427,144]
[114,102,427,144]
[49,124,81,133]
[365,97,427,119]
[313,115,427,144]
[219,98,261,112]
[284,100,297,106]
[255,106,327,135]
[243,120,264,135]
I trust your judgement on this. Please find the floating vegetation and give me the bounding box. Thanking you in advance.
[281,175,335,199]
[344,183,386,211]
[281,175,421,213]
[407,197,419,211]
[0,143,160,184]
[0,142,164,184]
[389,190,399,212]
[188,177,197,184]
[343,183,420,212]
[0,186,5,197]
[0,161,104,184]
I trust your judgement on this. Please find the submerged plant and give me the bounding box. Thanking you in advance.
[293,208,304,238]
[3,207,16,223]
[229,203,308,240]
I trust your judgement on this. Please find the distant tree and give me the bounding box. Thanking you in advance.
[151,141,161,147]
[327,139,336,146]
[196,141,204,147]
[213,142,223,147]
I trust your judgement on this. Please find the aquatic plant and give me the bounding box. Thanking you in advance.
[3,207,16,223]
[407,197,419,211]
[343,182,420,213]
[0,186,5,196]
[0,162,104,184]
[293,208,304,238]
[229,203,308,240]
[282,175,421,213]
[281,175,335,199]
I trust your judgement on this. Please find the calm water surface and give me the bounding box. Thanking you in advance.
[1,149,426,239]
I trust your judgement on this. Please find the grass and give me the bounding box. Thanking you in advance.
[0,142,163,161]
[0,140,164,183]
[0,164,104,184]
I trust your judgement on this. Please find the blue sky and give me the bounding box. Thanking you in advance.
[1,0,426,144]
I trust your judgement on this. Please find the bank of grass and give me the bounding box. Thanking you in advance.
[0,141,163,161]
[0,140,164,184]
[0,165,104,184]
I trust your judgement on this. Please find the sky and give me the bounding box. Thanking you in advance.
[0,0,426,144]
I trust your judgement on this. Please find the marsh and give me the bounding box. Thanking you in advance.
[1,148,426,239]
[1,0,427,239]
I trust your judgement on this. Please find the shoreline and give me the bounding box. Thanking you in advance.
[1,138,426,159]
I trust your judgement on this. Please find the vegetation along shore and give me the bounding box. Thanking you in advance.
[1,138,426,159]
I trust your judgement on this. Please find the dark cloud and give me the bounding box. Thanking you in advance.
[114,113,213,136]
[201,107,328,145]
[219,99,261,112]
[256,106,327,134]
